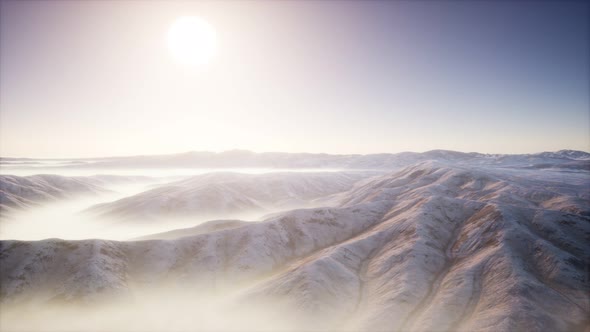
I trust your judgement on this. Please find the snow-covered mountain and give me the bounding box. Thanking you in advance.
[0,175,106,214]
[533,149,590,160]
[0,174,151,215]
[1,159,588,331]
[4,149,589,170]
[85,172,372,222]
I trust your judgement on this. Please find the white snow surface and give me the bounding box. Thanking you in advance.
[0,151,589,332]
[85,171,371,222]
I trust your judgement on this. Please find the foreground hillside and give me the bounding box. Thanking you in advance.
[1,161,588,332]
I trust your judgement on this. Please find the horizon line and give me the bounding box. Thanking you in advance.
[1,148,589,161]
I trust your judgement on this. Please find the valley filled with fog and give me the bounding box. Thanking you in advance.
[0,167,355,241]
[1,150,589,332]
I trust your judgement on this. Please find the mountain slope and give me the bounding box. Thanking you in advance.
[0,174,151,215]
[1,163,588,331]
[0,175,106,214]
[86,172,371,222]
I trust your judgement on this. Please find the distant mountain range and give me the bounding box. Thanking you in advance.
[2,149,589,169]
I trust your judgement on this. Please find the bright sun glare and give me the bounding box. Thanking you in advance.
[167,17,217,66]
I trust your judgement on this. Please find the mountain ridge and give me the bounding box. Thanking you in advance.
[3,149,589,170]
[1,161,588,331]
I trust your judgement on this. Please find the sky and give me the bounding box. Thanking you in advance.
[1,0,588,158]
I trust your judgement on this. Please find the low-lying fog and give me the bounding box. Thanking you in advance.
[0,167,348,241]
[0,163,343,177]
[2,166,360,331]
[0,285,319,332]
[1,181,195,241]
[2,154,589,332]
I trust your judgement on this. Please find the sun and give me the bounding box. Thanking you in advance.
[167,17,217,66]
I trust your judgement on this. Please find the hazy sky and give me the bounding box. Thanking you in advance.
[1,1,588,157]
